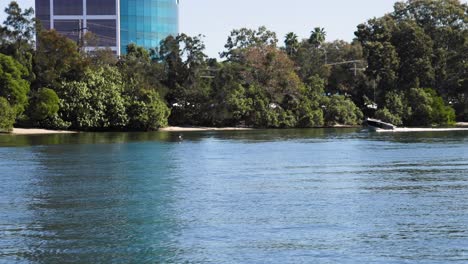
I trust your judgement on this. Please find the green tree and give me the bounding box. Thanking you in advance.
[355,15,400,92]
[118,43,170,130]
[126,43,151,62]
[239,46,303,103]
[356,0,467,120]
[375,108,402,126]
[407,88,434,126]
[323,95,363,126]
[1,1,35,43]
[430,93,456,126]
[0,53,30,116]
[393,0,467,119]
[309,27,326,48]
[28,88,60,122]
[88,48,118,67]
[243,84,281,128]
[323,40,366,96]
[375,91,408,126]
[34,30,87,89]
[284,32,300,57]
[392,21,434,90]
[56,66,128,130]
[0,97,15,132]
[208,63,248,126]
[407,88,455,126]
[125,89,170,130]
[0,1,36,81]
[119,43,166,96]
[221,26,278,61]
[158,34,211,125]
[213,30,328,128]
[293,76,325,127]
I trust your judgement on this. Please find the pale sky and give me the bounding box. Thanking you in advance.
[1,0,465,58]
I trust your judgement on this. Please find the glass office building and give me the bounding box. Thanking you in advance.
[35,0,179,55]
[120,0,179,54]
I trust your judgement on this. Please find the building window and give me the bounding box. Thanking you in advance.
[87,20,117,47]
[87,0,116,16]
[54,20,81,43]
[36,0,50,16]
[54,0,83,16]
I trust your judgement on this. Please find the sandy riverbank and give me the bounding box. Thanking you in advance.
[8,128,78,135]
[5,123,467,134]
[2,127,250,135]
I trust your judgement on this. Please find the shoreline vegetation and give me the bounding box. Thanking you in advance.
[1,1,467,134]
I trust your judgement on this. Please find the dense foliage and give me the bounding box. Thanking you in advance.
[355,0,467,124]
[0,53,29,116]
[0,97,15,132]
[0,0,466,132]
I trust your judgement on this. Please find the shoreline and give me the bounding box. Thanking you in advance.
[8,128,78,135]
[5,127,253,135]
[3,122,468,135]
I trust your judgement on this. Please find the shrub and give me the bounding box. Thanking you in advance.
[323,95,363,126]
[407,88,455,126]
[126,89,170,130]
[0,54,30,116]
[375,108,403,126]
[0,97,16,132]
[29,88,60,122]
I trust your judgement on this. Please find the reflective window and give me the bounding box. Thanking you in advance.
[54,0,83,16]
[36,0,49,16]
[87,0,116,15]
[87,20,117,47]
[120,0,179,54]
[54,20,81,43]
[36,0,50,30]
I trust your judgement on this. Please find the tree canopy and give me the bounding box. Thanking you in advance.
[0,0,465,132]
[355,0,467,122]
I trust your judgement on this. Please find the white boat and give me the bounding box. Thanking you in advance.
[365,118,396,131]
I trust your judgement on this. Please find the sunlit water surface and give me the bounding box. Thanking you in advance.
[1,129,468,263]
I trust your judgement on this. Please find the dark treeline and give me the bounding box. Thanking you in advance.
[0,0,466,132]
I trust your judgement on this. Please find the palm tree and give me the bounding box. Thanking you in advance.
[284,32,299,56]
[309,27,326,48]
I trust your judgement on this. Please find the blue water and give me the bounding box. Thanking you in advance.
[1,129,468,263]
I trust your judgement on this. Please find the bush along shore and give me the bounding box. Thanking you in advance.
[0,0,466,133]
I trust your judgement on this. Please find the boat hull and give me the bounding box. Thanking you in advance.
[365,118,396,131]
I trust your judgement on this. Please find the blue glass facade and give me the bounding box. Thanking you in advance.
[120,0,179,54]
[35,0,179,55]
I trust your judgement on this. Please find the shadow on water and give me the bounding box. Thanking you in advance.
[0,138,187,263]
[366,130,468,143]
[1,128,467,148]
[0,128,365,148]
[0,132,173,147]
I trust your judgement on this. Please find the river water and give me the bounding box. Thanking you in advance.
[1,129,468,263]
